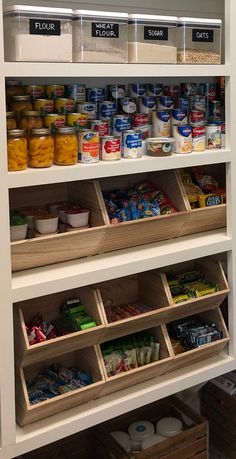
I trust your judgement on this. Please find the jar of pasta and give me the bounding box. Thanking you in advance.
[19,111,43,133]
[29,128,54,168]
[54,127,78,165]
[6,112,17,130]
[6,80,22,104]
[10,95,33,119]
[7,129,27,171]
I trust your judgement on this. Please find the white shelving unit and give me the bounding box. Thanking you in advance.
[0,0,236,457]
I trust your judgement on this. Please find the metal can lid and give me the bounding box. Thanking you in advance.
[21,110,41,117]
[6,80,22,87]
[31,128,51,135]
[11,95,31,101]
[56,127,76,134]
[55,98,74,102]
[6,111,16,117]
[7,129,26,136]
[123,130,136,133]
[45,113,65,118]
[102,136,120,140]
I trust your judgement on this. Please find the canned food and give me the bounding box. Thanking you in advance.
[134,124,151,140]
[174,97,189,111]
[128,84,146,98]
[66,84,86,102]
[192,125,206,152]
[138,96,156,114]
[147,137,175,157]
[132,113,149,127]
[206,124,222,149]
[45,85,65,99]
[180,83,197,97]
[67,113,89,131]
[34,99,54,116]
[171,109,188,126]
[87,87,105,103]
[112,115,132,135]
[189,95,206,113]
[152,111,171,137]
[101,136,121,161]
[44,114,66,130]
[189,111,205,125]
[107,84,126,101]
[209,100,222,120]
[98,100,117,120]
[119,97,137,115]
[146,83,163,97]
[78,130,100,163]
[28,128,54,168]
[24,85,45,99]
[157,96,174,111]
[123,130,142,159]
[173,125,192,154]
[199,83,218,102]
[55,98,75,114]
[77,102,96,120]
[7,129,27,171]
[90,120,109,137]
[163,85,179,98]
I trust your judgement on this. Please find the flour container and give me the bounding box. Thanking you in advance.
[3,5,73,62]
[128,14,177,63]
[73,10,128,63]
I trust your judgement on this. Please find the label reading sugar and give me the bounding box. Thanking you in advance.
[91,22,119,38]
[192,29,214,42]
[29,19,61,35]
[144,26,168,40]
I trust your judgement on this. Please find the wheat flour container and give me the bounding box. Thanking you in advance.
[177,17,222,64]
[128,14,177,63]
[3,5,73,62]
[73,10,128,63]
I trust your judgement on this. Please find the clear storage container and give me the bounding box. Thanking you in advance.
[177,17,222,64]
[128,14,177,63]
[73,10,128,63]
[3,5,73,62]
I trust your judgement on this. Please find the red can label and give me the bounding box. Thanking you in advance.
[90,120,109,137]
[192,125,206,138]
[163,85,179,97]
[101,137,121,161]
[190,111,205,124]
[132,113,149,127]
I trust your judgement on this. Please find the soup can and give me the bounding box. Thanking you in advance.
[206,124,222,149]
[112,115,132,135]
[24,85,45,100]
[55,98,75,114]
[171,109,188,126]
[199,83,218,102]
[173,124,192,154]
[34,99,54,116]
[78,130,100,163]
[101,136,121,161]
[174,97,189,111]
[189,95,206,113]
[77,102,96,120]
[152,111,171,137]
[98,100,117,120]
[45,85,65,99]
[157,96,174,110]
[123,130,142,159]
[146,83,163,97]
[67,113,89,131]
[163,85,179,97]
[119,97,137,115]
[132,113,149,127]
[107,84,126,100]
[189,110,205,125]
[66,84,86,102]
[209,100,222,120]
[134,124,151,140]
[192,125,206,151]
[128,84,146,98]
[180,83,197,97]
[90,120,109,137]
[87,87,105,103]
[44,113,66,130]
[138,96,156,114]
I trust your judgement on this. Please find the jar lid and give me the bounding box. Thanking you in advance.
[6,80,22,87]
[178,17,222,26]
[156,417,183,437]
[73,9,128,20]
[11,95,31,101]
[128,421,155,441]
[31,128,51,135]
[4,5,73,18]
[128,13,177,22]
[6,111,16,117]
[56,127,76,134]
[7,129,26,136]
[21,111,41,117]
[110,431,131,452]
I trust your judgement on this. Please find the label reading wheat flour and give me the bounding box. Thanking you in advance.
[92,23,119,38]
[192,29,214,43]
[29,19,61,35]
[144,26,168,40]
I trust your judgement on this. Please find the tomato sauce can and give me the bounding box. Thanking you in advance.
[90,120,109,137]
[132,113,149,127]
[78,130,100,163]
[101,136,121,161]
[189,110,205,125]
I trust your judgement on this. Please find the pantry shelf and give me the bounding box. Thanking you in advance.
[12,229,231,302]
[4,352,234,458]
[8,149,231,188]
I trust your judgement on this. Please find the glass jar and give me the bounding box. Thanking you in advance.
[54,127,78,165]
[6,112,17,130]
[28,128,54,168]
[7,129,27,171]
[19,111,43,133]
[10,95,33,119]
[5,80,23,104]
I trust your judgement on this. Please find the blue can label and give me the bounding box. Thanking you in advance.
[172,109,188,123]
[87,88,105,102]
[177,125,192,137]
[67,84,86,101]
[83,104,95,112]
[175,97,189,110]
[129,84,146,97]
[147,83,163,96]
[113,116,131,133]
[124,132,142,148]
[157,111,171,122]
[158,96,174,109]
[141,96,156,109]
[99,101,117,119]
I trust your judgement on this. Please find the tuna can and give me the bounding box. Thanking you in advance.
[189,110,205,125]
[66,84,86,102]
[206,124,222,149]
[163,85,179,98]
[157,96,174,111]
[55,98,75,114]
[67,113,90,131]
[87,87,105,103]
[90,120,109,137]
[152,111,171,137]
[123,130,143,159]
[98,100,117,120]
[192,125,206,151]
[44,113,66,130]
[119,97,137,115]
[134,124,151,140]
[101,136,121,161]
[171,109,188,126]
[77,102,96,120]
[189,95,206,113]
[45,85,65,99]
[112,115,132,135]
[138,96,157,114]
[174,97,189,111]
[209,100,222,120]
[33,99,54,116]
[107,84,126,100]
[132,113,149,127]
[24,85,45,100]
[199,83,218,102]
[146,83,163,97]
[180,83,197,97]
[173,124,192,154]
[128,84,146,98]
[78,130,100,163]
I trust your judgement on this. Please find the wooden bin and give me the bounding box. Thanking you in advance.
[98,325,173,397]
[95,396,208,459]
[16,346,105,426]
[14,287,105,366]
[10,180,107,272]
[97,170,189,254]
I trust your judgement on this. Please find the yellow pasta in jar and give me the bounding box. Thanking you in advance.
[54,127,78,165]
[28,129,54,168]
[7,130,27,171]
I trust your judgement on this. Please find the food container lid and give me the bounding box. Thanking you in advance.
[128,421,155,441]
[56,126,76,134]
[31,128,51,135]
[6,111,16,117]
[11,95,31,101]
[6,80,22,87]
[156,417,183,437]
[141,434,166,449]
[178,17,222,26]
[21,110,41,117]
[4,5,73,18]
[110,431,131,452]
[73,9,128,20]
[7,129,26,136]
[148,137,175,142]
[128,14,177,23]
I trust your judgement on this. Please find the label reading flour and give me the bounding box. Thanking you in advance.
[144,26,168,40]
[92,22,119,38]
[29,19,61,35]
[192,29,214,43]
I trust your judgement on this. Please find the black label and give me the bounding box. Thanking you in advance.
[144,26,168,40]
[29,19,61,35]
[91,22,119,38]
[192,29,214,42]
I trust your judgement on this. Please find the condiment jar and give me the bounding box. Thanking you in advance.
[6,112,17,130]
[28,128,54,168]
[5,80,23,104]
[19,111,43,133]
[7,129,27,171]
[54,126,78,165]
[10,95,33,119]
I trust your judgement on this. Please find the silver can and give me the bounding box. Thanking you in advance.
[123,130,143,159]
[173,124,192,154]
[138,96,157,115]
[206,124,222,149]
[77,102,96,120]
[128,83,147,98]
[112,115,132,135]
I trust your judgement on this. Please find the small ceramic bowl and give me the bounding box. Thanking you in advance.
[66,209,89,228]
[35,215,58,234]
[10,223,28,242]
[58,204,72,223]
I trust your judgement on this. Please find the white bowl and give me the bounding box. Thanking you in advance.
[66,210,89,228]
[59,208,69,224]
[35,216,58,234]
[10,223,28,242]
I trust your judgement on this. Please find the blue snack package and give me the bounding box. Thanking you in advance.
[77,370,92,386]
